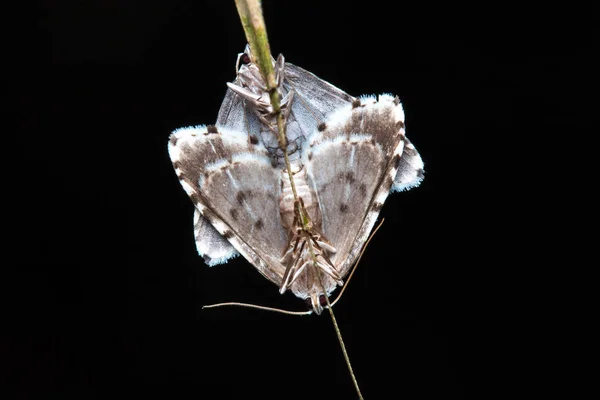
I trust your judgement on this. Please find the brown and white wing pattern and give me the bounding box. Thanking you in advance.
[305,94,413,279]
[391,137,425,192]
[192,208,239,266]
[168,125,288,286]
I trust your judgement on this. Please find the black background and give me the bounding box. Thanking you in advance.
[7,1,593,399]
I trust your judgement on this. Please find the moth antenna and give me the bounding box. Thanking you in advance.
[330,218,385,308]
[202,301,311,316]
[317,272,364,400]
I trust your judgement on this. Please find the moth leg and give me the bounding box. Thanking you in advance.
[274,53,285,86]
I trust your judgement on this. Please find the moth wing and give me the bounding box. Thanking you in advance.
[391,137,425,192]
[216,80,263,135]
[284,62,355,136]
[193,209,239,266]
[168,126,287,286]
[305,94,409,279]
[284,62,355,119]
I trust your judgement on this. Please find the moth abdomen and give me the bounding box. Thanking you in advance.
[279,164,322,231]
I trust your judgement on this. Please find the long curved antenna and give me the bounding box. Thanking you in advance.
[330,218,385,307]
[202,301,312,316]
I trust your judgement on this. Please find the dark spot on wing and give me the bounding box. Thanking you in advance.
[230,208,238,221]
[307,152,313,161]
[271,158,278,168]
[352,98,362,109]
[236,191,246,204]
[394,96,400,106]
[207,125,218,134]
[372,202,383,212]
[393,154,402,170]
[249,135,259,145]
[254,219,264,230]
[396,120,405,130]
[169,135,178,146]
[318,122,327,132]
[359,183,367,197]
[340,203,348,212]
[172,161,181,169]
[337,171,355,183]
[417,169,425,179]
[223,230,234,239]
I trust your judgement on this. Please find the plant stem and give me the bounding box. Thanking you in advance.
[234,0,301,219]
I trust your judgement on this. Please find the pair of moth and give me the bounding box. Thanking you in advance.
[168,45,424,314]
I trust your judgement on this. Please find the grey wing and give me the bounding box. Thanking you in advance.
[216,82,263,136]
[284,62,355,137]
[284,62,355,120]
[193,209,239,266]
[391,137,425,192]
[168,125,288,286]
[305,94,408,279]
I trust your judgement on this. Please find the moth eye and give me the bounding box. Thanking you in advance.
[319,295,327,307]
[241,53,251,65]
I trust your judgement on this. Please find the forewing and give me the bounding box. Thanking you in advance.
[168,125,288,286]
[216,81,264,136]
[305,94,408,278]
[284,63,354,137]
[284,62,355,120]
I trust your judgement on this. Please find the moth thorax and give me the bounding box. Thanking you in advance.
[279,165,322,230]
[238,63,267,94]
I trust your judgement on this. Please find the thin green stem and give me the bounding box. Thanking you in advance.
[234,0,304,226]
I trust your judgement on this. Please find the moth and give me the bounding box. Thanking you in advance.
[168,46,424,314]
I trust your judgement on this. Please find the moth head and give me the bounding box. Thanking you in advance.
[305,293,328,315]
[233,44,284,98]
[235,45,252,72]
